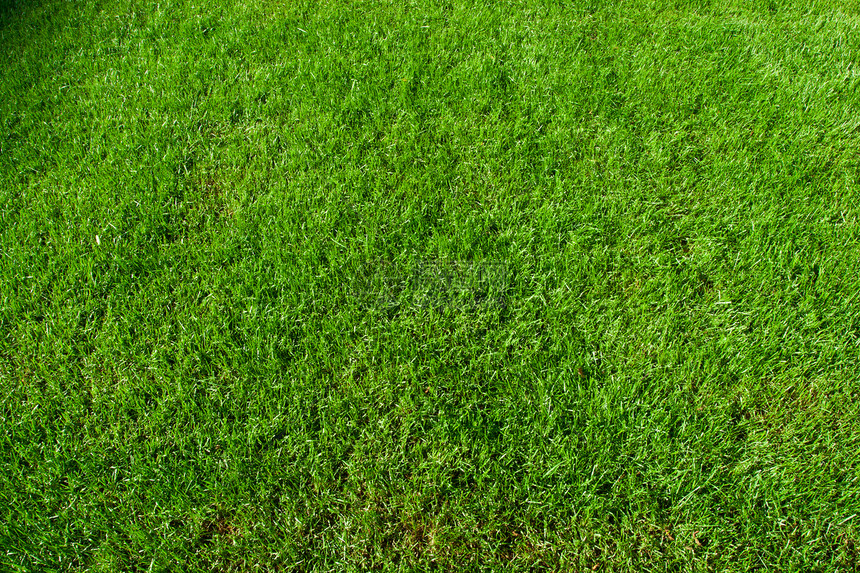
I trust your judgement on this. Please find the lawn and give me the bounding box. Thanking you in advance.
[2,0,860,570]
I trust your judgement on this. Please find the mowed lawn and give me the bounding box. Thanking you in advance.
[2,0,860,570]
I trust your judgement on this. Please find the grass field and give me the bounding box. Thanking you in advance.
[2,0,860,570]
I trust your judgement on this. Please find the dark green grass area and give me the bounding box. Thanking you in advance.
[2,0,860,570]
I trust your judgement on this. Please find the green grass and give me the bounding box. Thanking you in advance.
[2,0,860,570]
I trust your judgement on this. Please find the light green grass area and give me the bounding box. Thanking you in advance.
[2,0,860,570]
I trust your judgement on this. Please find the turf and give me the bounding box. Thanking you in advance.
[2,0,860,570]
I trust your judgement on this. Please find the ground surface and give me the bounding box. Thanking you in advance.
[2,0,860,570]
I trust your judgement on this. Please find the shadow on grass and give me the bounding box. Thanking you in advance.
[0,0,47,28]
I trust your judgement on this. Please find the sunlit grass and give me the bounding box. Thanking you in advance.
[2,0,860,570]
